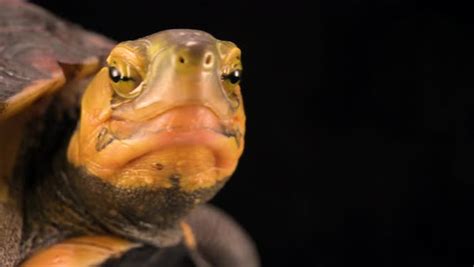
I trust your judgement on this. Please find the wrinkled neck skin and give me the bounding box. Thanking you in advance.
[24,148,223,257]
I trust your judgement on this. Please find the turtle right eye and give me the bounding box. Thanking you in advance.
[224,69,242,85]
[109,66,122,83]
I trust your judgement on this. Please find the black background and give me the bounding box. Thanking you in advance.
[30,0,474,266]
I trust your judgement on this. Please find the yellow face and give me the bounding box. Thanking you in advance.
[67,30,245,194]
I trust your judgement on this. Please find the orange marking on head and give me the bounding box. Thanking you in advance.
[181,222,197,249]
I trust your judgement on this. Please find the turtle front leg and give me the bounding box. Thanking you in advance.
[182,204,260,267]
[99,204,261,267]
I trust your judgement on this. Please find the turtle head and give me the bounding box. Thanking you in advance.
[67,30,245,244]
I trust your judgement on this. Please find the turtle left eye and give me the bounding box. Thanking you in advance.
[109,66,122,83]
[223,70,242,85]
[107,65,143,99]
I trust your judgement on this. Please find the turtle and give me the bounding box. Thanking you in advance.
[0,0,259,266]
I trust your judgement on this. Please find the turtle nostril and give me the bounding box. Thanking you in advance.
[204,53,213,67]
[176,51,214,67]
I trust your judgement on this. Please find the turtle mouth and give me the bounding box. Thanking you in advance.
[134,121,241,149]
[82,105,244,192]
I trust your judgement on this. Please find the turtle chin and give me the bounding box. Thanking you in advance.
[66,164,225,246]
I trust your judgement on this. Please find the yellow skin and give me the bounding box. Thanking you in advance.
[67,30,245,193]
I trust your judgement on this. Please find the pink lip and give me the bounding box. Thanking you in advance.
[136,105,228,134]
[114,106,240,166]
[142,127,239,169]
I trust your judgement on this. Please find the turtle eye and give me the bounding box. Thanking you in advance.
[222,69,243,109]
[109,66,122,83]
[223,69,242,85]
[108,65,143,99]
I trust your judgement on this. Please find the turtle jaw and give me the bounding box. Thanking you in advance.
[108,127,241,191]
[69,104,244,193]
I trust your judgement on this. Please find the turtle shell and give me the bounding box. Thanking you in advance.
[0,1,113,265]
[0,0,114,120]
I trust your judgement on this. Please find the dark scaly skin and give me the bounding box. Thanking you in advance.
[24,155,258,265]
[22,150,224,253]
